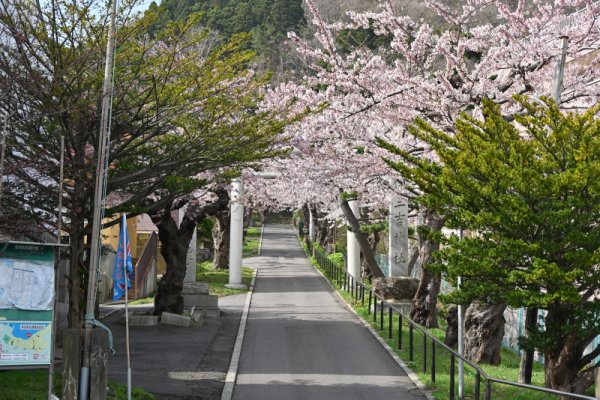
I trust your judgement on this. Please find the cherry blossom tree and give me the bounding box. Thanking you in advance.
[252,0,600,378]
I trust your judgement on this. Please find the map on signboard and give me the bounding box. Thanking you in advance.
[0,321,51,365]
[0,258,54,310]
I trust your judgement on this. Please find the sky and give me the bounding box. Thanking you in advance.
[134,0,159,13]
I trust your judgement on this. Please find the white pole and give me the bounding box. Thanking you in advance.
[124,218,131,400]
[226,178,247,289]
[457,229,464,399]
[308,206,316,242]
[347,199,361,279]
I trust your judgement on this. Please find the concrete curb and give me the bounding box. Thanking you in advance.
[257,224,265,256]
[308,254,435,400]
[221,268,258,400]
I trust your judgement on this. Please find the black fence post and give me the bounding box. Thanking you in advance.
[423,332,427,373]
[431,340,436,383]
[361,285,365,306]
[474,372,481,400]
[374,299,377,322]
[388,306,393,339]
[368,290,372,315]
[485,380,491,400]
[398,314,402,350]
[450,353,455,400]
[409,322,414,361]
[379,301,384,331]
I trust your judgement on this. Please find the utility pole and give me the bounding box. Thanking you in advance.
[79,0,118,398]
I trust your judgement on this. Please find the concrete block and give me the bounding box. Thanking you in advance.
[202,308,220,318]
[182,282,209,295]
[183,294,218,308]
[160,312,191,327]
[127,313,159,327]
[225,283,248,290]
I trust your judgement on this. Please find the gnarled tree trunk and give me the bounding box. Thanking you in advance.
[410,207,444,328]
[543,307,598,397]
[464,303,505,365]
[519,307,538,384]
[316,218,329,248]
[67,217,86,328]
[152,189,230,314]
[153,212,196,315]
[361,230,381,280]
[444,306,459,347]
[301,203,310,227]
[243,206,252,229]
[212,210,230,270]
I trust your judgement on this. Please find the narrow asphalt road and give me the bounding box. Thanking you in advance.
[233,224,425,400]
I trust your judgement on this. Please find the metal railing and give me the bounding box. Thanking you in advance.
[304,240,596,400]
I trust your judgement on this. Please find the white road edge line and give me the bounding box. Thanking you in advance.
[257,224,265,255]
[221,268,258,400]
[308,249,435,400]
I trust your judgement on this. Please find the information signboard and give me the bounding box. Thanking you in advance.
[0,242,55,367]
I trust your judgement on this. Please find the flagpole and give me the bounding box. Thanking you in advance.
[123,214,132,400]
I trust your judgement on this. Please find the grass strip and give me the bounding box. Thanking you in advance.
[0,369,154,399]
[242,226,261,258]
[196,261,253,297]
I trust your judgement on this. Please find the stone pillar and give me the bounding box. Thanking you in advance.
[389,195,409,276]
[308,206,316,242]
[170,206,197,284]
[184,226,197,283]
[347,199,361,280]
[226,178,247,289]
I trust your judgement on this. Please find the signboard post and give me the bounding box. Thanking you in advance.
[0,242,58,368]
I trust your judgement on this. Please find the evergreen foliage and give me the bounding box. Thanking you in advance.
[148,0,306,72]
[378,97,600,391]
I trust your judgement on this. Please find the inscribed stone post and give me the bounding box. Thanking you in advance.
[389,196,409,276]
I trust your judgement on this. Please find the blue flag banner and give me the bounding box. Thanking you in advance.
[113,214,134,301]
